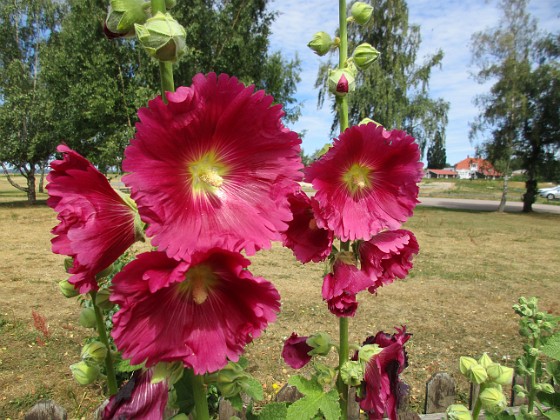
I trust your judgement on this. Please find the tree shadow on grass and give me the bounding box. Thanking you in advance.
[0,199,48,208]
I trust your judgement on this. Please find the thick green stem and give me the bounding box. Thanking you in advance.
[471,393,483,420]
[527,338,538,413]
[150,0,175,100]
[337,0,349,134]
[337,317,349,420]
[90,291,118,396]
[191,372,210,420]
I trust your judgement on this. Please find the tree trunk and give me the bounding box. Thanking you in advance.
[1,163,28,192]
[523,178,536,212]
[26,166,37,204]
[38,161,46,193]
[497,175,508,212]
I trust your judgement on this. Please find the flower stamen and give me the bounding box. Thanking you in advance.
[188,152,228,195]
[342,163,372,196]
[177,264,217,305]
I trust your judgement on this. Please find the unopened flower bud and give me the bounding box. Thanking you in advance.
[459,356,478,376]
[478,353,493,368]
[105,0,149,38]
[59,279,79,298]
[314,363,336,386]
[469,364,488,384]
[352,43,380,70]
[215,361,245,398]
[70,361,100,385]
[135,12,186,62]
[340,361,364,387]
[350,2,373,25]
[306,332,332,356]
[536,383,555,394]
[165,0,176,9]
[81,341,107,364]
[328,68,355,97]
[358,344,382,364]
[152,361,184,385]
[79,307,97,329]
[446,404,472,420]
[358,118,382,127]
[307,32,334,56]
[94,288,114,311]
[486,363,513,385]
[479,387,506,414]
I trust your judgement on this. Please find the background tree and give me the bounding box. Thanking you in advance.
[470,0,536,212]
[0,0,62,203]
[316,0,449,156]
[426,131,447,169]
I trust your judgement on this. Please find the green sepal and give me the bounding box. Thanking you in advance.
[340,361,364,387]
[152,361,184,385]
[446,404,472,420]
[479,353,493,368]
[487,363,514,385]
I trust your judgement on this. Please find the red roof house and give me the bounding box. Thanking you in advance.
[454,157,501,179]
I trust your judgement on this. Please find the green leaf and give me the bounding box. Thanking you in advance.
[544,409,560,420]
[286,376,340,420]
[537,391,560,409]
[546,361,560,384]
[228,394,243,412]
[113,358,144,373]
[172,370,194,414]
[542,333,560,361]
[247,402,288,420]
[242,376,264,401]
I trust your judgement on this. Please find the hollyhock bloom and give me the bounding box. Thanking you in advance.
[122,72,303,260]
[281,191,333,263]
[282,332,313,369]
[111,249,280,374]
[357,326,411,420]
[321,254,374,317]
[103,369,168,420]
[305,124,423,242]
[47,145,142,294]
[359,229,419,293]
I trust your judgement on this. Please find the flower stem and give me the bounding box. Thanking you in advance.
[191,372,210,420]
[527,338,538,413]
[150,0,175,100]
[90,291,118,396]
[337,316,349,420]
[337,0,349,133]
[471,394,483,420]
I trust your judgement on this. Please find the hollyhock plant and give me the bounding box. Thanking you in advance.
[111,248,281,374]
[305,123,423,242]
[281,190,333,263]
[359,229,419,293]
[357,326,411,419]
[322,254,374,317]
[103,369,168,420]
[47,145,142,294]
[122,72,303,260]
[282,332,313,369]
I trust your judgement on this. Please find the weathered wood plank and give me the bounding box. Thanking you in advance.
[24,400,67,420]
[424,373,456,414]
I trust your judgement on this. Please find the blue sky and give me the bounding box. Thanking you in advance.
[268,0,560,165]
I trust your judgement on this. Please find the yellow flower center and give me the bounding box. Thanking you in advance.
[188,152,228,195]
[176,264,217,305]
[342,163,372,196]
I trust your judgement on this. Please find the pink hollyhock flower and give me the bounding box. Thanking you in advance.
[321,254,374,317]
[280,191,333,263]
[357,326,411,420]
[122,73,303,260]
[47,145,141,294]
[305,124,423,242]
[359,229,419,293]
[111,249,280,374]
[103,369,168,420]
[282,332,313,369]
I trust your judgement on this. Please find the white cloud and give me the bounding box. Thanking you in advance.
[269,0,560,164]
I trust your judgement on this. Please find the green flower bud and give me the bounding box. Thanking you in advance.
[352,43,380,70]
[81,341,108,364]
[106,0,149,37]
[314,363,337,386]
[70,361,100,385]
[459,356,478,376]
[135,12,186,62]
[94,289,114,311]
[306,332,332,356]
[479,387,506,414]
[152,361,184,385]
[96,265,114,280]
[358,117,382,127]
[340,361,364,387]
[486,363,513,386]
[307,32,334,56]
[478,353,493,368]
[165,0,176,9]
[528,347,540,357]
[117,190,145,242]
[358,344,382,364]
[59,279,79,298]
[446,404,472,420]
[535,383,555,394]
[79,307,97,329]
[328,68,355,97]
[215,361,245,398]
[469,364,488,384]
[64,257,74,273]
[350,2,373,25]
